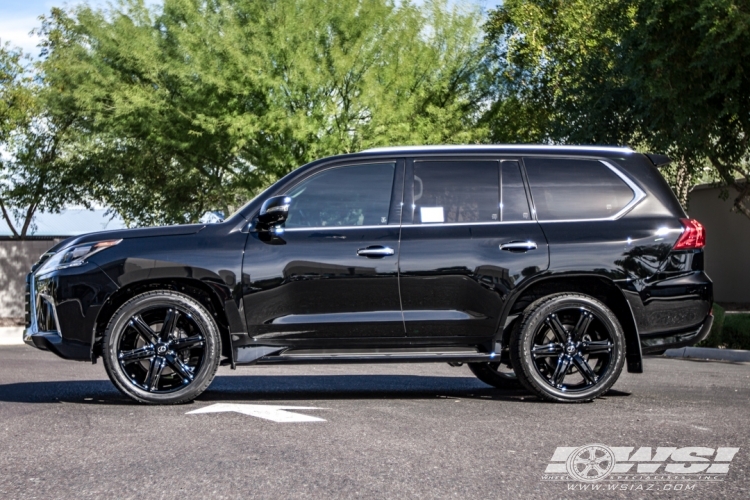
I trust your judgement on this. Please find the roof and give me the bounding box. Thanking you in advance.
[361,144,635,154]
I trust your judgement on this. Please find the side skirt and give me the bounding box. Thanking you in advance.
[226,345,496,366]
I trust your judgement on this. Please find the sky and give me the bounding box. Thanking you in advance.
[0,0,160,56]
[1,0,498,57]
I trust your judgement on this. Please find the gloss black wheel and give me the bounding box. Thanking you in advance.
[510,293,625,403]
[102,290,221,404]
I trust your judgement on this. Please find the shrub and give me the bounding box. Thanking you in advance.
[722,314,750,351]
[698,304,724,348]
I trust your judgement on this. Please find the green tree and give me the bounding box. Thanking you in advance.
[0,42,89,238]
[483,0,750,215]
[38,0,487,226]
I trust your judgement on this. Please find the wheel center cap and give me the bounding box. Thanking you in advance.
[565,344,576,355]
[156,344,168,354]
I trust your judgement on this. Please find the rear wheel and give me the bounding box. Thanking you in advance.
[102,290,221,404]
[510,293,625,403]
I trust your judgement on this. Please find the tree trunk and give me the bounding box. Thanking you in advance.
[673,157,692,210]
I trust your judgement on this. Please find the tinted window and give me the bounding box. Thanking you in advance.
[285,163,395,228]
[413,160,498,224]
[501,161,530,221]
[524,158,635,220]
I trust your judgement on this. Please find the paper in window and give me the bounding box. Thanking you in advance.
[420,206,444,223]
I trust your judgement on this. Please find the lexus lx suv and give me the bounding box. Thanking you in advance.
[24,145,713,404]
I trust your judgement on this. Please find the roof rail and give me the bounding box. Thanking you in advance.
[361,144,635,153]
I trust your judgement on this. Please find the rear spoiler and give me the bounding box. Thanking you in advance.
[645,153,672,168]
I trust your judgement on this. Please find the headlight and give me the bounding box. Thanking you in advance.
[36,239,122,274]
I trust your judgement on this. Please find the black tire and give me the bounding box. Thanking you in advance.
[509,293,625,403]
[102,290,221,404]
[468,362,520,389]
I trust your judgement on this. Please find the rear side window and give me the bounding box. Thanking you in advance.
[524,158,635,220]
[285,163,395,228]
[413,160,498,224]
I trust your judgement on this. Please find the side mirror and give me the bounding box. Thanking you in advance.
[257,195,291,229]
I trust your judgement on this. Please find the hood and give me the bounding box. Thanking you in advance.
[45,224,207,254]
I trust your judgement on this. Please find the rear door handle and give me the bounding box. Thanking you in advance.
[499,241,538,252]
[357,246,395,258]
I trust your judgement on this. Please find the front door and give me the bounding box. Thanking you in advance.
[242,160,405,340]
[398,158,549,338]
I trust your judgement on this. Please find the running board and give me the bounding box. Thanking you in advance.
[253,348,495,365]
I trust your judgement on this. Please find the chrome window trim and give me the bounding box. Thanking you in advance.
[534,159,647,223]
[281,219,539,232]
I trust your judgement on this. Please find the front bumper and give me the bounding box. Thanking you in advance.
[640,313,714,354]
[24,264,118,361]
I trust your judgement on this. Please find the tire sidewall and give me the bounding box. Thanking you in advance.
[512,294,625,402]
[102,291,221,404]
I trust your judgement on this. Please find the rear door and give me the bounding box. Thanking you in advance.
[398,157,549,338]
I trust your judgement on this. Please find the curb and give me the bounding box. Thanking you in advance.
[0,327,24,346]
[664,346,750,363]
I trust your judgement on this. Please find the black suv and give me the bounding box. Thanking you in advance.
[24,145,713,404]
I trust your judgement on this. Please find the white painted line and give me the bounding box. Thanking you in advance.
[0,327,24,346]
[187,403,327,422]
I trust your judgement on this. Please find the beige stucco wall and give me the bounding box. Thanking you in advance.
[688,186,750,304]
[0,240,61,319]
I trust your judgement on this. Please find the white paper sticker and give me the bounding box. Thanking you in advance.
[420,206,444,223]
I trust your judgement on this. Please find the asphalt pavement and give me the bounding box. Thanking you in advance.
[0,346,748,499]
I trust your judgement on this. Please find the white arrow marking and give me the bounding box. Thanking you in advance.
[186,403,327,422]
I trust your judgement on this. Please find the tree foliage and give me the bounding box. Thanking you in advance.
[483,0,750,215]
[37,0,487,226]
[0,42,90,238]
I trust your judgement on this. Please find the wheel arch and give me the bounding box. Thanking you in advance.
[502,274,643,373]
[92,278,234,364]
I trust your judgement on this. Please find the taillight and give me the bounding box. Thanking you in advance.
[673,218,705,250]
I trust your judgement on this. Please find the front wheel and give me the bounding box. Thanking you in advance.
[102,290,221,404]
[510,293,625,403]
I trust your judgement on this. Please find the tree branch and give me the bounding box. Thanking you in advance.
[0,199,20,238]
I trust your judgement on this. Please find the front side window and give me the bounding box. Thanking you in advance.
[285,163,395,228]
[524,158,635,221]
[413,160,499,224]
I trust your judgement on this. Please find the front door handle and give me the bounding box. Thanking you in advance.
[499,241,538,252]
[357,246,395,258]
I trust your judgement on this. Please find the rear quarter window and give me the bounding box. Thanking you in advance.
[524,158,635,221]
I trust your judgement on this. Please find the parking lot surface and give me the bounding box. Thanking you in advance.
[0,346,748,499]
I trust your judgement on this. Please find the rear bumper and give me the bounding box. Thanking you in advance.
[640,313,713,354]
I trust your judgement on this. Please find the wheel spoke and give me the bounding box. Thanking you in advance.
[546,314,569,343]
[172,335,204,352]
[572,354,599,385]
[572,310,594,341]
[118,345,155,364]
[131,315,159,344]
[165,353,194,382]
[145,356,166,392]
[531,342,564,357]
[160,309,180,341]
[550,355,572,388]
[580,340,613,355]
